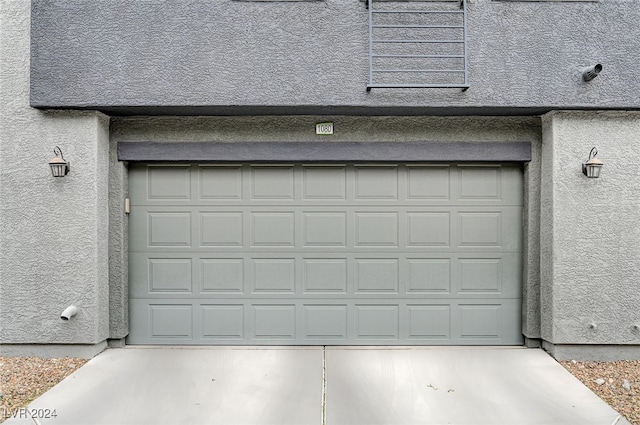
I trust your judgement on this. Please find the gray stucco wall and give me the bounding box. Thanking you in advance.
[0,0,110,358]
[108,134,129,341]
[540,111,640,354]
[3,0,639,360]
[30,0,640,113]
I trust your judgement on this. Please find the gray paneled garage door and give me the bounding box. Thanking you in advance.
[128,163,523,345]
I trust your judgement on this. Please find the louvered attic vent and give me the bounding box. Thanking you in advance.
[367,0,468,90]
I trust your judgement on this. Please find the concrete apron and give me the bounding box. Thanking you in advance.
[4,347,630,425]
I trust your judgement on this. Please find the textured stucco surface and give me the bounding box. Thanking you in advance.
[542,342,640,362]
[4,0,640,359]
[108,136,129,340]
[0,0,110,354]
[521,125,542,340]
[540,111,640,347]
[110,115,541,143]
[30,0,640,112]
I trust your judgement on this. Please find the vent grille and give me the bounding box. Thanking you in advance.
[367,0,469,90]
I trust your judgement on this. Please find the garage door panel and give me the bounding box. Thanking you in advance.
[407,259,451,293]
[303,259,348,293]
[501,208,524,251]
[201,259,245,293]
[302,166,347,200]
[303,305,348,340]
[456,164,523,205]
[147,258,193,293]
[355,259,399,293]
[200,212,243,246]
[131,254,520,299]
[198,166,243,200]
[459,166,502,200]
[456,255,521,297]
[129,208,196,251]
[354,166,399,199]
[148,212,192,247]
[459,259,502,293]
[130,209,521,253]
[448,253,520,298]
[149,304,193,339]
[251,212,295,247]
[127,299,522,344]
[458,212,502,247]
[454,299,521,343]
[252,305,297,339]
[250,166,295,200]
[501,166,525,205]
[128,163,523,345]
[128,165,193,202]
[453,207,522,251]
[407,212,451,246]
[201,305,245,339]
[251,259,296,293]
[407,305,451,340]
[406,165,451,200]
[130,254,194,298]
[355,305,400,339]
[459,304,501,339]
[303,213,347,247]
[146,165,193,200]
[130,164,523,207]
[355,213,399,247]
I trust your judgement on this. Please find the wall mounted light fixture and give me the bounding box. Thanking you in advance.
[582,64,602,82]
[582,147,603,178]
[49,146,70,177]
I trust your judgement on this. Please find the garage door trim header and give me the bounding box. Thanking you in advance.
[118,142,531,163]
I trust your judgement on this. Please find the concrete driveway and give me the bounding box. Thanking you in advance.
[4,346,629,425]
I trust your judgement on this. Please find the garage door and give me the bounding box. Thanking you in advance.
[128,163,523,345]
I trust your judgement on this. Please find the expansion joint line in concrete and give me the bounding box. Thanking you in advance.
[322,346,327,425]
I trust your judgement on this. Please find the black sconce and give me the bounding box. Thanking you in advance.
[582,147,603,178]
[49,146,70,177]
